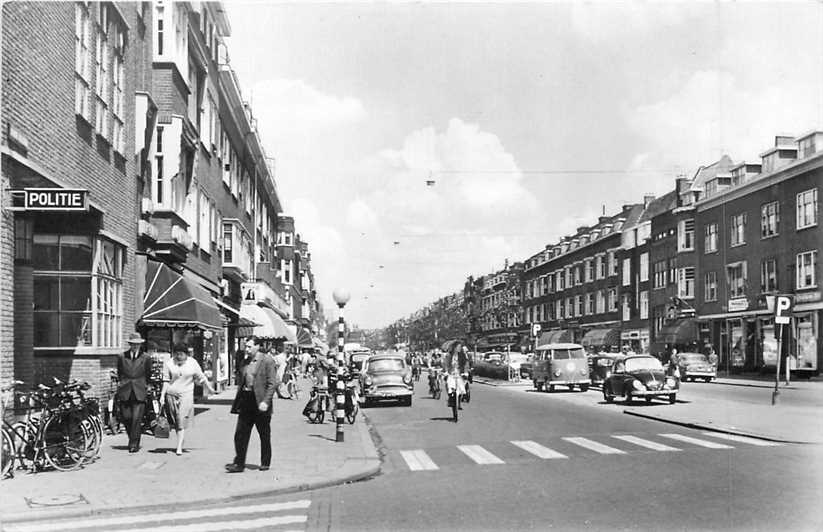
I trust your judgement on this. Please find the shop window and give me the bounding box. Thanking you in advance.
[32,235,123,348]
[796,250,817,289]
[795,314,818,371]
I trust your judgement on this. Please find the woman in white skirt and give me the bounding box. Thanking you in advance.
[160,344,215,455]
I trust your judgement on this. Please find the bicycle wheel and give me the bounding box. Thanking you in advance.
[2,426,14,478]
[451,393,458,422]
[80,417,101,460]
[43,414,88,472]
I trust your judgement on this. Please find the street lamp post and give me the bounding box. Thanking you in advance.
[332,288,351,442]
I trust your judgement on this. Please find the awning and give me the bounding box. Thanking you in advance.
[228,317,259,338]
[538,329,572,345]
[239,304,297,342]
[296,327,313,348]
[580,328,621,348]
[658,319,698,345]
[141,260,222,330]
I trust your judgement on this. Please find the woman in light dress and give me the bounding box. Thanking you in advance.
[160,344,215,455]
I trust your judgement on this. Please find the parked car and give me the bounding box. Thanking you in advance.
[676,352,717,382]
[603,355,679,404]
[588,353,623,386]
[532,343,591,392]
[519,353,535,379]
[360,354,413,407]
[473,351,509,380]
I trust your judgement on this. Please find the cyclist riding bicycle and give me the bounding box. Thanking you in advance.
[444,341,470,410]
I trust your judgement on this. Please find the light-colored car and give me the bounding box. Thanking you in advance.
[360,354,413,407]
[532,343,591,392]
[677,352,717,382]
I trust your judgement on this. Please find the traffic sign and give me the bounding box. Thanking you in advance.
[531,323,542,337]
[774,295,793,324]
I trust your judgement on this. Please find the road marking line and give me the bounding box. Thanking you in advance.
[457,444,505,464]
[128,515,307,532]
[5,501,311,532]
[562,437,626,454]
[510,440,568,459]
[659,433,734,449]
[400,449,439,470]
[700,432,782,446]
[611,435,681,452]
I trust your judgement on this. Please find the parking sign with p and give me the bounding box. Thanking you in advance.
[774,295,793,324]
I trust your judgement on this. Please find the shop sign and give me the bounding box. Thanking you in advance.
[621,330,640,340]
[795,291,821,304]
[728,298,749,312]
[23,188,88,211]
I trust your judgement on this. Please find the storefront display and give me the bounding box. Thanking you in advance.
[729,319,744,368]
[794,313,818,371]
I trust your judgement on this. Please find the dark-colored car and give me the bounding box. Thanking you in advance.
[473,352,509,380]
[676,352,717,382]
[360,354,413,407]
[588,353,623,386]
[603,355,679,404]
[519,353,534,380]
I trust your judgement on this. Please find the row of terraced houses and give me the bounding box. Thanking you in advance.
[1,2,327,395]
[463,134,820,376]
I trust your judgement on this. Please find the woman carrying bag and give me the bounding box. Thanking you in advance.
[160,344,216,455]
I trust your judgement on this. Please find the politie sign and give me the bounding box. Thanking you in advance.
[24,188,88,211]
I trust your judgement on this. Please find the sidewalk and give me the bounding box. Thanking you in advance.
[0,381,380,524]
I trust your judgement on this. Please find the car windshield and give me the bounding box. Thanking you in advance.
[682,353,709,364]
[596,358,615,367]
[485,354,502,362]
[625,357,664,372]
[553,348,586,360]
[367,358,405,372]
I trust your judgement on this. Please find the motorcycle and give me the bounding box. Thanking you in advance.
[303,385,329,424]
[445,370,467,423]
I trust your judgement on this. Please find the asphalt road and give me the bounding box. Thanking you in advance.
[9,379,822,532]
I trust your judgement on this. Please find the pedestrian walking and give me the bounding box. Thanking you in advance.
[117,332,152,453]
[160,344,215,456]
[227,336,277,473]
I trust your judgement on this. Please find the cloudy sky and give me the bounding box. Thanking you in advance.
[224,1,823,329]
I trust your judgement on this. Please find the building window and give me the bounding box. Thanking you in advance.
[32,235,123,348]
[607,288,617,312]
[621,294,630,321]
[701,272,716,302]
[595,255,604,280]
[796,250,818,289]
[198,191,210,250]
[760,259,778,293]
[566,297,573,318]
[727,262,747,298]
[622,258,631,286]
[730,213,746,247]
[574,265,581,286]
[75,2,92,121]
[222,223,233,263]
[798,136,816,158]
[584,259,593,283]
[111,53,125,153]
[704,222,717,253]
[608,251,617,276]
[156,5,164,55]
[668,258,676,285]
[653,260,666,289]
[556,299,562,319]
[576,295,583,317]
[639,291,649,319]
[760,201,780,238]
[639,252,649,282]
[796,188,818,230]
[586,292,594,315]
[677,267,695,299]
[94,22,109,138]
[678,219,695,251]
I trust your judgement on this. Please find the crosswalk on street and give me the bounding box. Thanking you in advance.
[3,499,312,532]
[396,431,783,472]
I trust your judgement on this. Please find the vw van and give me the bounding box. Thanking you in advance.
[532,343,591,392]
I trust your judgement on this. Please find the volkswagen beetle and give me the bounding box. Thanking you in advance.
[603,355,679,404]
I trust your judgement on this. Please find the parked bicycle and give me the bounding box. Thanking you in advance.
[104,371,162,436]
[303,384,330,424]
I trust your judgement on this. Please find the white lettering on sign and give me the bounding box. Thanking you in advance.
[24,188,87,211]
[774,295,793,324]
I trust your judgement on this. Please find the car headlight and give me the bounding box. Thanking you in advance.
[666,377,677,388]
[364,376,373,386]
[403,374,411,384]
[579,368,588,376]
[554,370,562,377]
[632,380,646,391]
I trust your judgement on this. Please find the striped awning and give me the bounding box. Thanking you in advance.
[239,304,297,342]
[140,260,222,330]
[296,327,313,347]
[580,328,621,348]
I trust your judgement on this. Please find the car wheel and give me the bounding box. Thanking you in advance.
[645,396,652,404]
[404,396,412,407]
[603,385,614,403]
[704,377,711,383]
[568,384,575,391]
[668,393,676,404]
[534,380,543,392]
[580,384,589,392]
[625,391,633,404]
[548,384,555,393]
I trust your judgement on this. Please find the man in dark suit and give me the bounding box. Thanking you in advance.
[227,336,277,473]
[117,332,152,453]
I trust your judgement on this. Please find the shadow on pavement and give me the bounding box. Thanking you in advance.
[308,434,336,442]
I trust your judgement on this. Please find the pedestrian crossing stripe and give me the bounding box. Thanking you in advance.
[659,433,734,449]
[400,449,439,470]
[457,444,505,464]
[5,500,312,532]
[562,437,626,454]
[700,431,782,446]
[510,440,568,459]
[126,515,307,532]
[611,434,681,452]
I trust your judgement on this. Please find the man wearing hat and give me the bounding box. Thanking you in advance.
[117,332,153,453]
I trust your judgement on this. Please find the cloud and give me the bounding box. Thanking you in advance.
[346,199,379,230]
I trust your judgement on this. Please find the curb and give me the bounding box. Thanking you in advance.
[622,409,819,445]
[1,419,382,526]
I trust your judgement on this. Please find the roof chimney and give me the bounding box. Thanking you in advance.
[576,226,590,234]
[598,216,610,224]
[622,204,634,213]
[643,194,655,208]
